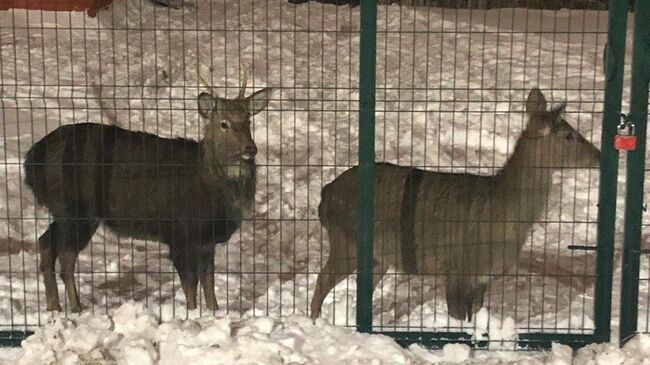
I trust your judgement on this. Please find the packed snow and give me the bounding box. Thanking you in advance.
[6,301,650,364]
[0,0,647,363]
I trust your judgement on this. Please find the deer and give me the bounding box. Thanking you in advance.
[24,71,273,312]
[310,88,600,321]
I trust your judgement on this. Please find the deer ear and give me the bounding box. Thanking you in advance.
[550,102,567,123]
[198,92,215,119]
[247,88,273,115]
[526,88,547,114]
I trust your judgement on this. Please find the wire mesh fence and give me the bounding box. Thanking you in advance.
[350,2,612,350]
[1,0,361,330]
[0,0,627,350]
[371,4,605,332]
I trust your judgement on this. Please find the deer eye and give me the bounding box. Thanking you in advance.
[566,133,574,141]
[221,122,229,129]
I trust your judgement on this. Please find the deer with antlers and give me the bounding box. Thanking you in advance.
[24,70,273,312]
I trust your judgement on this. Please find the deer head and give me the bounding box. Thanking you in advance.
[197,67,273,165]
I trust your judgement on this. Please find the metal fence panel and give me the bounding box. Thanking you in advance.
[619,0,650,347]
[0,0,361,345]
[0,0,633,350]
[355,0,624,350]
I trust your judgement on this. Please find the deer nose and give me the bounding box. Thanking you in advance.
[242,144,257,160]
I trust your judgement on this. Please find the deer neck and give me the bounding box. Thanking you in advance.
[494,133,554,224]
[199,132,256,212]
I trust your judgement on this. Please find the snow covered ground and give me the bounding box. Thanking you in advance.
[0,0,647,362]
[6,301,650,364]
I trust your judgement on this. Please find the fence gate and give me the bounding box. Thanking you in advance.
[619,0,650,347]
[0,0,636,351]
[356,0,627,350]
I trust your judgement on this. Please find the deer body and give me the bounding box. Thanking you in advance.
[310,89,600,321]
[28,124,249,241]
[24,77,272,313]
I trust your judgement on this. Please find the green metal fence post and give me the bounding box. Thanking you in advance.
[357,0,377,334]
[593,0,629,345]
[620,0,650,347]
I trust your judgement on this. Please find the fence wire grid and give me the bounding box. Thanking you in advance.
[0,0,620,350]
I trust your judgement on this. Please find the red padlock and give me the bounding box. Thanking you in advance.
[614,122,637,151]
[614,134,638,150]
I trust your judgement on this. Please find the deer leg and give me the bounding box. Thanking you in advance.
[38,222,62,312]
[59,250,82,313]
[198,246,218,311]
[57,220,98,313]
[445,268,489,322]
[179,269,199,311]
[310,230,358,320]
[310,255,358,320]
[371,260,385,292]
[171,246,199,310]
[470,282,488,320]
[311,257,334,320]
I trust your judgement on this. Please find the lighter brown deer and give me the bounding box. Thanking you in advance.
[310,88,600,321]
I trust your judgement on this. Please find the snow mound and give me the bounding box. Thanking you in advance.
[11,301,650,365]
[15,301,417,365]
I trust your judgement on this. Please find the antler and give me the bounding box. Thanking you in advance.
[239,64,250,99]
[198,74,216,96]
[200,65,249,98]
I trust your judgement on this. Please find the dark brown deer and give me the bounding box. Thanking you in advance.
[24,73,272,312]
[310,88,600,321]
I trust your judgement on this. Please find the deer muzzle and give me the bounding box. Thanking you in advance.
[241,144,258,161]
